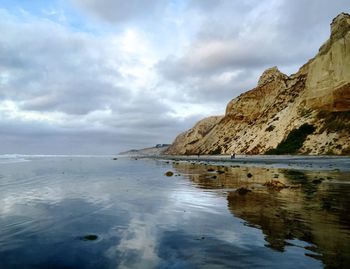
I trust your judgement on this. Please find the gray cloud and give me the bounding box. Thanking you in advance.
[0,16,126,115]
[0,115,195,154]
[72,0,164,23]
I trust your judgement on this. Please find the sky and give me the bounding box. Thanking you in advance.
[0,0,348,154]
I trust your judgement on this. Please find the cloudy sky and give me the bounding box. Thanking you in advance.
[0,0,348,154]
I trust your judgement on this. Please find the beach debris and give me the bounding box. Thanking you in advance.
[236,187,252,195]
[247,173,253,178]
[165,171,174,177]
[207,168,215,172]
[264,180,286,189]
[217,170,225,174]
[80,234,98,241]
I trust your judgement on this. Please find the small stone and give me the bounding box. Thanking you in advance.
[264,180,286,189]
[80,234,98,241]
[289,184,302,189]
[165,171,174,177]
[236,187,252,195]
[312,179,322,184]
[247,173,253,178]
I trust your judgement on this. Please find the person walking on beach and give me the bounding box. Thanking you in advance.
[230,153,235,159]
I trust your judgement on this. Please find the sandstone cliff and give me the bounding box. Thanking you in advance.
[165,116,223,154]
[166,13,350,155]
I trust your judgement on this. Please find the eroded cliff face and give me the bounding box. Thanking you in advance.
[165,116,223,154]
[306,13,350,111]
[165,13,350,155]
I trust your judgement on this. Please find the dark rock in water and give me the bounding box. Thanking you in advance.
[236,187,252,195]
[112,158,118,160]
[165,171,174,177]
[247,173,253,178]
[80,234,98,241]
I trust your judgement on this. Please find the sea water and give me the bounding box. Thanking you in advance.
[0,156,349,268]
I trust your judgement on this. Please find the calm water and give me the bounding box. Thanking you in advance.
[0,156,349,268]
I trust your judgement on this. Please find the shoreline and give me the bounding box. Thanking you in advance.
[136,154,350,171]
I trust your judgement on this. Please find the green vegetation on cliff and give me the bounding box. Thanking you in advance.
[266,124,315,154]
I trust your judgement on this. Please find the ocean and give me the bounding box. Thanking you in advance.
[0,155,349,268]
